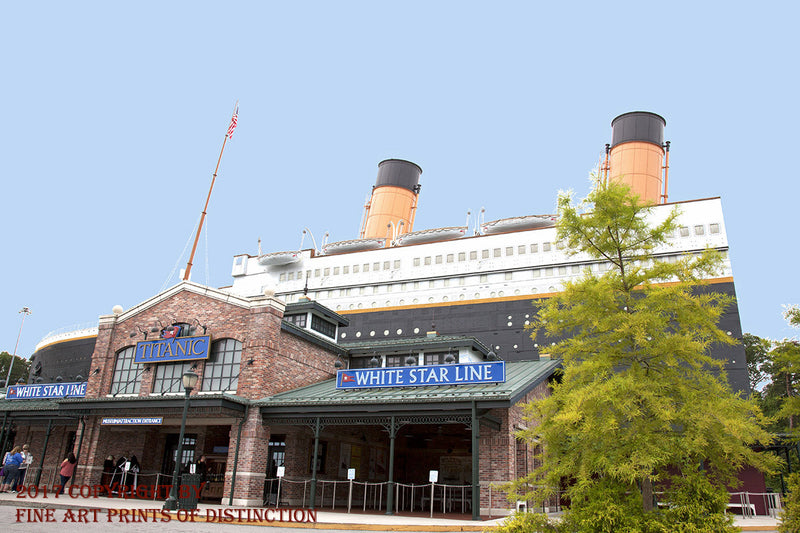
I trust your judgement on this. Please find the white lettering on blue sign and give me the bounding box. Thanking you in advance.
[336,361,505,390]
[101,417,163,425]
[6,382,88,400]
[134,335,211,364]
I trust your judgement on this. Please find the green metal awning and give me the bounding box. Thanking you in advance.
[256,359,560,420]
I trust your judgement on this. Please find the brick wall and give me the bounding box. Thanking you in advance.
[479,379,551,513]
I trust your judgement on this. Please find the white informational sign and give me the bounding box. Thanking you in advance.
[276,466,285,478]
[125,461,131,472]
[429,470,439,483]
[347,468,356,480]
[189,464,196,474]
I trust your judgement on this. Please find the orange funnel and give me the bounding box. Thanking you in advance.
[608,112,666,204]
[362,159,422,243]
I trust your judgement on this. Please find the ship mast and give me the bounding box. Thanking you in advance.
[183,102,238,282]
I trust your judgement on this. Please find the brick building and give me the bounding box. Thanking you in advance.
[0,280,558,518]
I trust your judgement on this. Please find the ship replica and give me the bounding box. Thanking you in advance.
[227,111,747,391]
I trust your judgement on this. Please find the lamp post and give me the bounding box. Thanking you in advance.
[4,307,31,387]
[163,370,199,510]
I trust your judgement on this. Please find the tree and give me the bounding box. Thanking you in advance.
[744,333,772,394]
[507,181,775,531]
[0,351,32,387]
[774,306,800,532]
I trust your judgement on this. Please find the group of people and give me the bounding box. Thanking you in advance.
[101,452,140,495]
[1,444,33,493]
[1,445,77,494]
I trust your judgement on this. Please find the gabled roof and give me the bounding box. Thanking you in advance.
[255,359,560,417]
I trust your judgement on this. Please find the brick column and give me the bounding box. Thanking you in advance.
[224,408,270,506]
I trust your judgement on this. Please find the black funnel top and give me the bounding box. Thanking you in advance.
[611,112,666,148]
[375,159,422,193]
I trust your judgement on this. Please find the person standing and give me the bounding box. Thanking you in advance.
[101,456,115,495]
[16,444,33,490]
[1,446,24,493]
[58,453,77,494]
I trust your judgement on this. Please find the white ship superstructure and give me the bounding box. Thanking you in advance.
[229,198,732,314]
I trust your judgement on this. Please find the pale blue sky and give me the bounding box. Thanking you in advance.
[2,2,798,360]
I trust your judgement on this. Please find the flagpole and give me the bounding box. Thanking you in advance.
[183,102,238,282]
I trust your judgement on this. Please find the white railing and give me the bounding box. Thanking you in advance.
[35,323,98,351]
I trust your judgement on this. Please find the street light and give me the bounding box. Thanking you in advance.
[4,307,31,387]
[163,369,199,511]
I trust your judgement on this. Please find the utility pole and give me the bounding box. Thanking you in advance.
[4,307,31,386]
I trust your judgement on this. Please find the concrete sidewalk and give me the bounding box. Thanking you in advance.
[0,490,781,531]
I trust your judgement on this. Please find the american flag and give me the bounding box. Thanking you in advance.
[227,103,239,139]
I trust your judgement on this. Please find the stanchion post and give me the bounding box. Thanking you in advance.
[348,479,353,513]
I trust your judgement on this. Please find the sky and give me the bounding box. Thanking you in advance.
[1,2,799,361]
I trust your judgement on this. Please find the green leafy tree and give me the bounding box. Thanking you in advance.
[506,181,775,531]
[744,333,773,395]
[0,351,31,387]
[777,306,800,532]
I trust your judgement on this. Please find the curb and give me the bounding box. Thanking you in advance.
[0,499,492,531]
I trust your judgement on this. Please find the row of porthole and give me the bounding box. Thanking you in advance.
[341,327,422,339]
[339,313,536,340]
[331,287,560,311]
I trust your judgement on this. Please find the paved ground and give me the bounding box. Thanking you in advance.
[0,490,781,532]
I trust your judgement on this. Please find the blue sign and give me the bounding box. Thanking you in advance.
[102,417,163,425]
[134,335,210,364]
[336,361,506,389]
[6,382,88,400]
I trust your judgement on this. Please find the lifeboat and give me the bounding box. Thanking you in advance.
[257,251,301,266]
[481,215,556,234]
[394,226,467,246]
[322,238,385,255]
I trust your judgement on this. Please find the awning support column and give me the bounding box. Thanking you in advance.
[34,419,53,486]
[471,401,480,520]
[385,415,397,515]
[309,417,321,509]
[74,417,86,483]
[229,404,249,506]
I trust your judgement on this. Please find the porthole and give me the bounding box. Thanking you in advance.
[413,328,420,334]
[356,331,362,338]
[341,332,347,339]
[507,321,513,327]
[384,330,390,336]
[396,329,403,335]
[370,331,376,337]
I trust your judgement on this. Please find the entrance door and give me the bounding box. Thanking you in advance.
[263,435,286,505]
[161,433,198,476]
